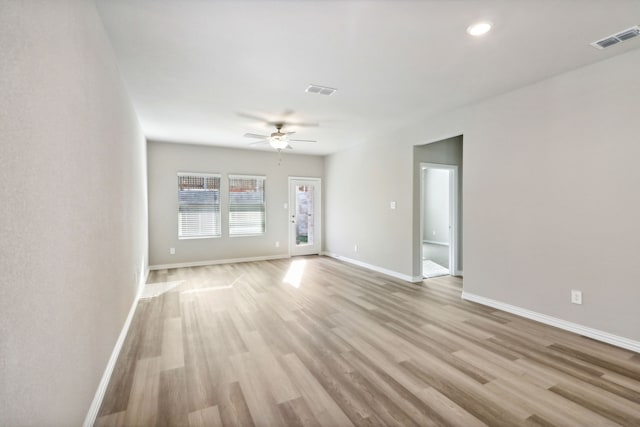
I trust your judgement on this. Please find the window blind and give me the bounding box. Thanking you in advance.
[228,175,266,236]
[178,173,221,238]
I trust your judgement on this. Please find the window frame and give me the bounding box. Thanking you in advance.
[228,174,267,237]
[177,172,222,240]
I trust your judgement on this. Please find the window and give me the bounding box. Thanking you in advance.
[178,173,221,239]
[228,175,266,236]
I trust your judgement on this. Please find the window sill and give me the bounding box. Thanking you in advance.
[178,235,221,240]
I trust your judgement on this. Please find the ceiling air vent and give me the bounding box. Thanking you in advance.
[616,27,640,41]
[305,84,337,96]
[591,25,640,49]
[593,37,620,49]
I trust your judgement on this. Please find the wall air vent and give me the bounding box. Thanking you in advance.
[591,25,640,49]
[305,84,337,96]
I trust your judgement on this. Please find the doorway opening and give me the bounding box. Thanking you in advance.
[289,177,322,256]
[420,163,458,278]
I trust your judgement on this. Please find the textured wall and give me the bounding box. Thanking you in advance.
[0,1,148,424]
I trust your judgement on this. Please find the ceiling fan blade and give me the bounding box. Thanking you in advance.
[243,133,268,139]
[285,131,296,135]
[289,139,317,143]
[249,141,269,146]
[285,144,294,150]
[286,121,319,128]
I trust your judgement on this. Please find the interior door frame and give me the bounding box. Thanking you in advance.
[288,176,322,257]
[420,163,458,276]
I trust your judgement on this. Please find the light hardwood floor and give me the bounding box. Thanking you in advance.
[96,256,640,426]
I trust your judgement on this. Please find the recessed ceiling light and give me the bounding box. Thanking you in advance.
[467,22,492,36]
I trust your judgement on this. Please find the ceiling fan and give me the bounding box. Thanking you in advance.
[243,122,317,151]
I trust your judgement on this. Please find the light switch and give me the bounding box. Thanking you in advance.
[390,201,396,209]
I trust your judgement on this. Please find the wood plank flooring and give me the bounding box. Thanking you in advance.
[96,256,640,426]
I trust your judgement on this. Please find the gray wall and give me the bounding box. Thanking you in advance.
[0,1,148,425]
[325,139,414,276]
[414,136,464,273]
[324,48,640,342]
[461,50,640,341]
[424,168,451,244]
[148,141,324,266]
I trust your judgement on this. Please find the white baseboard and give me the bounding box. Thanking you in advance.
[83,273,147,427]
[454,270,463,277]
[323,252,422,283]
[149,254,290,270]
[462,292,640,353]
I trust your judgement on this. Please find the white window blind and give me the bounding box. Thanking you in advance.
[178,173,221,239]
[228,175,266,236]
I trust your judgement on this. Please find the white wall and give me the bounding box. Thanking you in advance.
[325,48,640,343]
[423,169,450,244]
[147,141,324,267]
[0,1,148,425]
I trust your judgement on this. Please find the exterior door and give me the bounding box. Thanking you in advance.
[289,178,321,256]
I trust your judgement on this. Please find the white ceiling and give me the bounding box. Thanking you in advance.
[96,0,640,155]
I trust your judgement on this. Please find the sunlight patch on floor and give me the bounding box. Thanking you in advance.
[284,259,307,288]
[140,280,184,299]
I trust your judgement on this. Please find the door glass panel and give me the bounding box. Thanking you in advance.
[295,184,314,246]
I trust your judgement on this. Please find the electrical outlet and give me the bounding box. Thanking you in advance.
[571,289,582,305]
[275,241,280,248]
[283,203,288,209]
[390,201,396,209]
[354,244,358,252]
[169,247,175,255]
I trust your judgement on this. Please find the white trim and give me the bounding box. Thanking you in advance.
[83,271,147,427]
[323,252,422,283]
[228,173,266,180]
[420,163,459,277]
[149,254,289,270]
[288,177,322,257]
[228,175,267,236]
[177,171,221,178]
[454,269,463,276]
[178,235,222,240]
[423,239,450,246]
[289,175,323,181]
[228,233,267,238]
[462,292,640,353]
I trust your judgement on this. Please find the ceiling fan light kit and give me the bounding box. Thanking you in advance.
[467,21,492,36]
[243,118,317,152]
[269,135,289,150]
